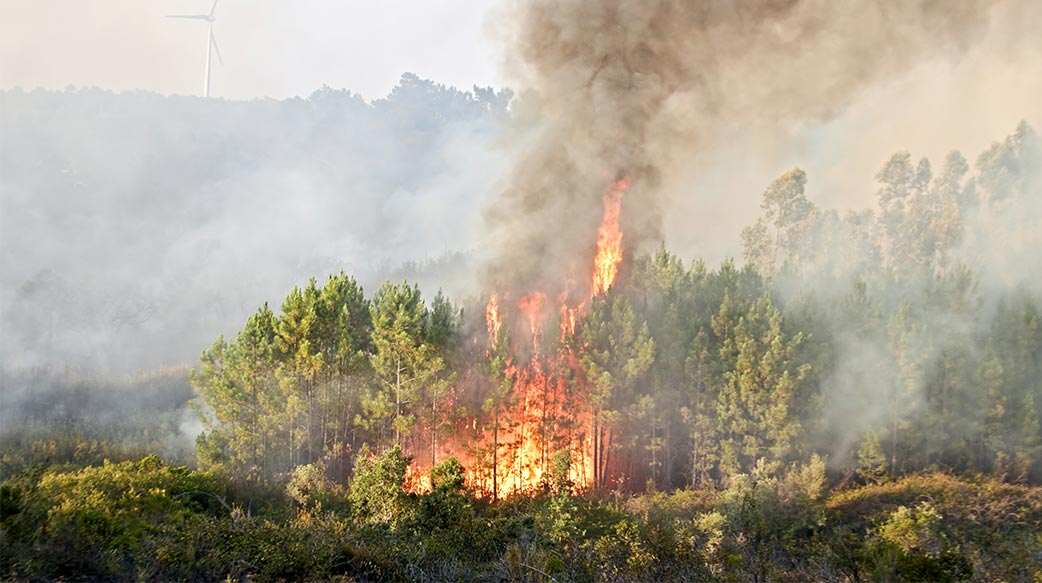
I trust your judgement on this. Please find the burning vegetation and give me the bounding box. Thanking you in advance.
[7,122,1042,580]
[389,175,633,497]
[470,176,630,496]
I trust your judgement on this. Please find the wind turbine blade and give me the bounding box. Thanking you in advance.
[210,32,223,65]
[167,14,210,20]
[209,0,219,18]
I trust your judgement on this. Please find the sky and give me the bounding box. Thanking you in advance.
[0,0,505,100]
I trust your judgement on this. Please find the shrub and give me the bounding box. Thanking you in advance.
[349,444,415,527]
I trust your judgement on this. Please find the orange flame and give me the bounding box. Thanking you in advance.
[486,292,503,350]
[409,177,630,498]
[517,292,546,354]
[592,177,628,296]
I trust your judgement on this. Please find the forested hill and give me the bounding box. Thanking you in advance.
[0,76,511,373]
[189,123,1042,493]
[2,122,1039,582]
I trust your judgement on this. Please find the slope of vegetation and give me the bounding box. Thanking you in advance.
[2,452,1040,581]
[0,368,196,477]
[2,116,1041,581]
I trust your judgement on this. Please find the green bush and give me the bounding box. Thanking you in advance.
[348,444,416,527]
[1,456,224,580]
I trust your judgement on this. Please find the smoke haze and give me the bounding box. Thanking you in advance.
[484,0,1041,283]
[2,1,1039,374]
[0,80,511,373]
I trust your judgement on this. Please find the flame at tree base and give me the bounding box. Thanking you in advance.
[404,177,629,497]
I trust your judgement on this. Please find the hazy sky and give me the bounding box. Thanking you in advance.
[0,0,504,100]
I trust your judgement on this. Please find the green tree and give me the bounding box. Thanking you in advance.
[312,273,371,481]
[421,290,461,467]
[976,121,1040,205]
[683,328,719,488]
[876,151,919,269]
[886,301,925,476]
[275,280,325,468]
[192,304,280,479]
[349,444,414,526]
[977,297,1042,481]
[856,431,888,484]
[715,296,810,477]
[741,168,816,278]
[363,281,445,449]
[631,247,701,489]
[577,292,655,491]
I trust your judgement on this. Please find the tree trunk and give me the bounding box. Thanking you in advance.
[593,410,601,491]
[395,357,402,446]
[651,422,658,488]
[664,412,673,490]
[493,411,499,501]
[891,406,899,476]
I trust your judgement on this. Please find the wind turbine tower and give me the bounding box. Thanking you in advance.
[168,0,223,97]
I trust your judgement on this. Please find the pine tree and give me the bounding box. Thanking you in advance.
[275,280,324,467]
[421,290,460,467]
[577,292,655,491]
[364,281,445,451]
[192,304,280,479]
[717,296,809,476]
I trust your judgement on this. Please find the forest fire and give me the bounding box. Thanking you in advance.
[20,0,1040,577]
[436,177,630,497]
[398,177,632,497]
[516,292,546,354]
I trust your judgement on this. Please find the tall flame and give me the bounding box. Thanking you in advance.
[486,292,503,350]
[592,178,629,295]
[558,292,583,340]
[516,292,546,354]
[410,177,630,498]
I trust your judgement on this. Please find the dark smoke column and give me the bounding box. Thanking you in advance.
[482,0,1000,293]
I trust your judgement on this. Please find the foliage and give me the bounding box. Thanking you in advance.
[3,449,1041,582]
[349,444,415,527]
[0,456,224,580]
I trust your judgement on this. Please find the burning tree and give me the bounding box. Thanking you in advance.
[447,176,647,496]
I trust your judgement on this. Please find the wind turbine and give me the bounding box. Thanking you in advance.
[168,0,223,98]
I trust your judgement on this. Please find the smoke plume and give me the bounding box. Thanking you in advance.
[484,0,1005,291]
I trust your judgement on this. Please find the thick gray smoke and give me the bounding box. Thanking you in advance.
[484,0,1007,292]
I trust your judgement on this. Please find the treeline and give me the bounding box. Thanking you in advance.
[192,277,461,483]
[193,122,1042,492]
[739,121,1042,482]
[0,368,196,476]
